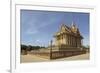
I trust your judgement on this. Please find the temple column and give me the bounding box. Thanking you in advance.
[71,36,72,46]
[68,35,69,46]
[80,39,81,47]
[63,34,65,44]
[71,35,72,46]
[66,35,68,45]
[69,35,70,46]
[79,38,81,47]
[70,36,71,46]
[73,37,74,47]
[62,34,64,44]
[59,35,60,46]
[75,37,77,47]
[77,38,80,48]
[70,35,71,46]
[73,37,75,47]
[77,38,79,47]
[63,34,66,45]
[61,34,62,44]
[72,36,73,47]
[70,36,72,46]
[65,34,67,45]
[61,35,62,45]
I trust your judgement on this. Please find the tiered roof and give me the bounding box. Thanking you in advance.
[54,23,83,39]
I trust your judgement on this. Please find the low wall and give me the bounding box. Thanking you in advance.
[28,50,86,59]
[50,50,86,59]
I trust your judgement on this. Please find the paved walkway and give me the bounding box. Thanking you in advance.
[21,53,89,63]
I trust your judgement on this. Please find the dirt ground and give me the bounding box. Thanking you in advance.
[21,53,89,63]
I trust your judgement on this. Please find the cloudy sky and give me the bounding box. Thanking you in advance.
[20,10,89,47]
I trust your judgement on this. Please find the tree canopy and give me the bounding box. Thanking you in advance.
[21,44,45,51]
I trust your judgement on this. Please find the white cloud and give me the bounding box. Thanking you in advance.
[36,39,40,42]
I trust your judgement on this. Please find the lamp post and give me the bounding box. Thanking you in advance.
[50,40,53,59]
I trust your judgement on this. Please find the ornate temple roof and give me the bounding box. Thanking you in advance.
[54,23,83,39]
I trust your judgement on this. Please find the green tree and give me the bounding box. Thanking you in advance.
[27,45,33,51]
[21,45,28,51]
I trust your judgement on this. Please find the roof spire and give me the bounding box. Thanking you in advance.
[71,21,76,28]
[71,13,77,27]
[71,21,74,26]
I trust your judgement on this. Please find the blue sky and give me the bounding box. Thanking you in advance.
[20,10,89,47]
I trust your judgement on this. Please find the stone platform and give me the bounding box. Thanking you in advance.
[28,49,86,60]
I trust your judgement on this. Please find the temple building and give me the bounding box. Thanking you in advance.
[53,22,83,51]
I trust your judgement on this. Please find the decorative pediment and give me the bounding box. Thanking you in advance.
[60,24,71,33]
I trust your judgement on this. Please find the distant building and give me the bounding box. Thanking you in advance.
[53,22,83,51]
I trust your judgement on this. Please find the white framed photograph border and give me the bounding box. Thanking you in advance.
[11,2,96,73]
